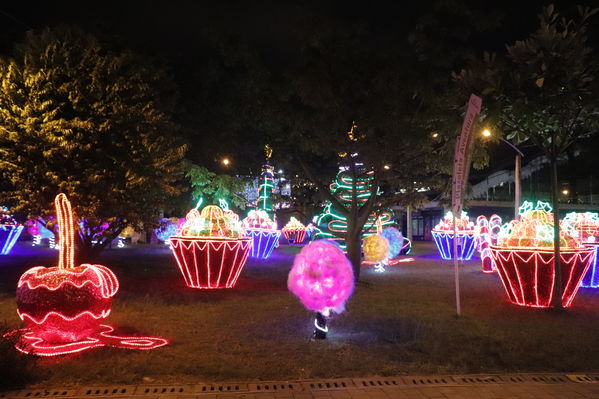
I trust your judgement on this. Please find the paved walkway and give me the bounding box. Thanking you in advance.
[4,374,599,399]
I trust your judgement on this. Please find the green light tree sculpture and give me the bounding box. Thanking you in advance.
[313,168,394,249]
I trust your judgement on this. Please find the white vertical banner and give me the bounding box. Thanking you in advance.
[451,94,482,316]
[452,94,482,216]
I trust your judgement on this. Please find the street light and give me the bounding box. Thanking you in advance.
[482,129,524,219]
[221,157,230,166]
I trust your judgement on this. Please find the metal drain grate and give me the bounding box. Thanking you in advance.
[530,375,569,384]
[196,383,248,393]
[247,382,299,392]
[133,385,194,395]
[78,386,136,396]
[354,377,403,388]
[567,374,596,383]
[504,375,526,383]
[583,374,599,383]
[456,375,502,384]
[301,379,355,390]
[403,376,455,386]
[14,389,77,398]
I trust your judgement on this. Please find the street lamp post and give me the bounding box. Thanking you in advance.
[483,130,524,219]
[499,138,524,220]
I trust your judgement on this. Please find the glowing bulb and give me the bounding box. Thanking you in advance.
[383,165,390,170]
[432,132,439,138]
[482,129,492,137]
[222,158,230,166]
[562,189,569,195]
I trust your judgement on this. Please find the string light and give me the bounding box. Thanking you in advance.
[363,234,390,272]
[313,170,393,249]
[431,212,476,260]
[476,215,502,273]
[490,201,594,307]
[380,227,411,258]
[242,209,281,259]
[154,217,179,246]
[170,203,252,288]
[11,194,168,356]
[563,212,599,288]
[8,325,167,357]
[282,217,307,244]
[27,219,57,249]
[0,206,23,255]
[258,164,275,220]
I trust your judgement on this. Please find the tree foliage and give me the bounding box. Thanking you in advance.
[0,27,187,256]
[186,164,248,210]
[264,25,463,277]
[455,4,599,307]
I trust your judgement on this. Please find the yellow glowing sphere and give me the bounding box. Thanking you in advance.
[222,158,230,166]
[363,234,390,262]
[120,225,135,238]
[482,129,492,137]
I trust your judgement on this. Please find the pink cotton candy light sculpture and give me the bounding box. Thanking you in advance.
[287,240,354,339]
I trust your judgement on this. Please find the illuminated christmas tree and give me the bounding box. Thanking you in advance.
[257,144,276,221]
[258,164,275,220]
[313,169,393,249]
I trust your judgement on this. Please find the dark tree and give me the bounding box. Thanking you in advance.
[456,4,599,308]
[0,27,187,259]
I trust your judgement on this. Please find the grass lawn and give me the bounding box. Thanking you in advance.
[2,240,599,388]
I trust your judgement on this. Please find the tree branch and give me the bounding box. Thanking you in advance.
[296,155,349,217]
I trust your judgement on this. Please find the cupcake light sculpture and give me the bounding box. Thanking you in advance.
[282,217,307,244]
[0,206,23,255]
[242,209,281,259]
[563,212,599,288]
[170,203,252,288]
[490,201,594,308]
[431,211,477,260]
[11,194,167,356]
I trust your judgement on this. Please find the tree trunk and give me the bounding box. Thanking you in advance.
[551,158,564,309]
[346,230,362,281]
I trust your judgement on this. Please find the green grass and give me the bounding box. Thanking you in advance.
[2,241,599,389]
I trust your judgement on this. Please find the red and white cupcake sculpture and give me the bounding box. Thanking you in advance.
[170,204,252,288]
[282,217,307,244]
[490,201,594,307]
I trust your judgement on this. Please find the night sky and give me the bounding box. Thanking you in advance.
[2,1,596,65]
[1,0,597,175]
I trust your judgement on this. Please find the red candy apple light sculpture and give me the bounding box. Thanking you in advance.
[490,201,594,308]
[10,194,168,356]
[170,203,252,289]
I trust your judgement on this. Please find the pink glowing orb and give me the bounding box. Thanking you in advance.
[287,240,354,314]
